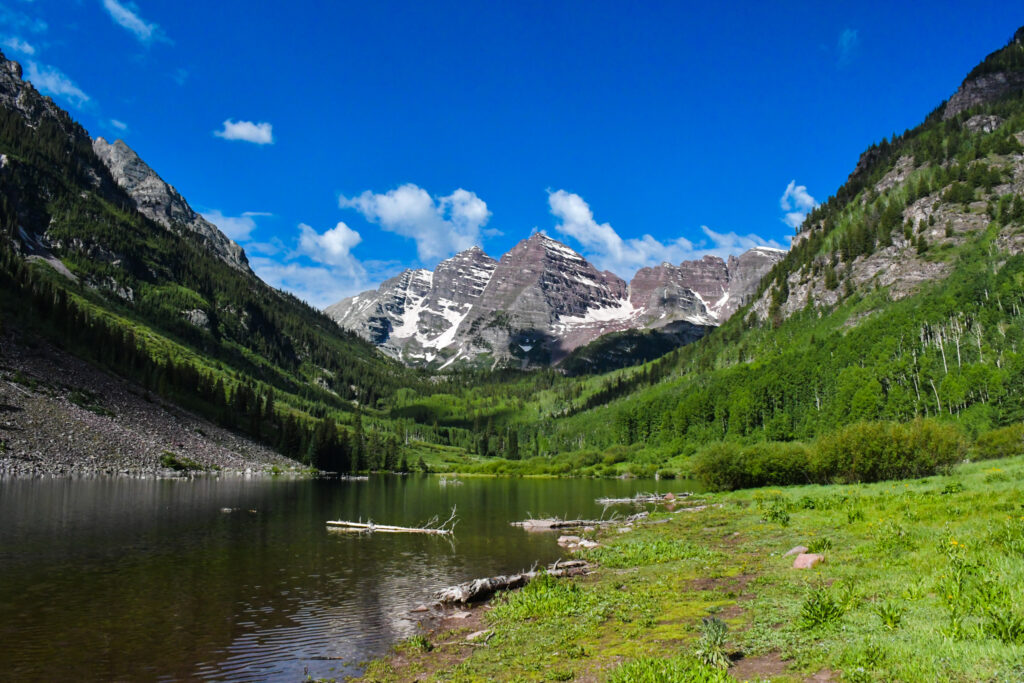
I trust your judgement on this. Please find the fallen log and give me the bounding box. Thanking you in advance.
[595,492,691,506]
[327,520,453,535]
[433,560,590,604]
[511,511,647,530]
[327,507,457,535]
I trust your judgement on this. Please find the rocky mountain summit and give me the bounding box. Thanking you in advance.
[93,138,249,272]
[0,49,248,275]
[327,233,784,368]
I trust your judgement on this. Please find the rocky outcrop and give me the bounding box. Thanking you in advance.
[944,71,1024,120]
[325,247,498,363]
[327,233,786,369]
[943,28,1024,120]
[92,137,250,272]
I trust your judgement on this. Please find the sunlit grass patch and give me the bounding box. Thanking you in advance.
[587,539,716,568]
[605,656,731,683]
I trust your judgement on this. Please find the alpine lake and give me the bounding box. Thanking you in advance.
[0,474,695,681]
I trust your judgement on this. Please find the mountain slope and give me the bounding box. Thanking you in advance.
[328,233,784,369]
[524,26,1024,459]
[0,48,419,467]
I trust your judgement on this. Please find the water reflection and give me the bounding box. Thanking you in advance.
[0,474,689,680]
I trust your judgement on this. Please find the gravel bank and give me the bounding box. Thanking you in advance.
[0,333,302,477]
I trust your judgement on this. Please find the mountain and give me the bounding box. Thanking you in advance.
[327,233,784,368]
[0,48,418,469]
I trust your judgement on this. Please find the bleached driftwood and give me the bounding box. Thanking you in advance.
[327,507,457,535]
[433,559,590,604]
[511,511,648,530]
[595,492,691,506]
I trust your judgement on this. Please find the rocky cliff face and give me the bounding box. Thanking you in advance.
[327,233,785,368]
[943,28,1024,120]
[0,49,249,274]
[325,247,498,364]
[92,137,250,272]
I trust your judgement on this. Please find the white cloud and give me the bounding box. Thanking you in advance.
[779,180,817,229]
[214,119,274,145]
[200,209,273,242]
[247,221,384,308]
[340,183,491,262]
[548,189,785,277]
[24,61,89,107]
[102,0,170,45]
[838,28,859,66]
[2,36,35,55]
[109,118,128,131]
[249,259,365,310]
[297,221,363,271]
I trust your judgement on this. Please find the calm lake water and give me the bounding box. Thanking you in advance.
[0,474,689,681]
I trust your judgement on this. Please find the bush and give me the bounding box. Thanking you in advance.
[159,451,204,471]
[975,424,1024,461]
[692,441,813,491]
[694,420,964,491]
[815,419,964,484]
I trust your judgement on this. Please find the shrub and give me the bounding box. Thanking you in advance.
[694,617,730,670]
[692,441,813,491]
[160,451,204,471]
[799,589,845,629]
[815,419,964,484]
[974,424,1024,461]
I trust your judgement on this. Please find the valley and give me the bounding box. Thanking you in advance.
[2,12,1024,683]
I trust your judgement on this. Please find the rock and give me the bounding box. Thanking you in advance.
[410,604,430,613]
[557,535,581,546]
[944,72,1024,120]
[664,492,676,501]
[793,553,825,569]
[184,309,210,329]
[617,525,633,533]
[578,539,599,548]
[466,629,492,642]
[92,137,250,272]
[449,610,473,620]
[964,114,1004,134]
[784,545,809,557]
[582,526,595,533]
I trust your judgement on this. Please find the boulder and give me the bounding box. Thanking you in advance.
[793,553,824,569]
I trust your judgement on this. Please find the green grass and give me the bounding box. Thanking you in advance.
[358,453,1024,682]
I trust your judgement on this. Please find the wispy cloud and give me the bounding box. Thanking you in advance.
[246,221,399,308]
[172,67,187,86]
[2,36,34,55]
[101,0,170,45]
[201,209,273,242]
[0,6,47,34]
[340,184,491,263]
[548,190,784,277]
[109,118,128,131]
[779,180,817,229]
[24,61,89,107]
[837,28,859,66]
[214,119,274,145]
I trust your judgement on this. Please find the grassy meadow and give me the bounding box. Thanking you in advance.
[357,452,1024,682]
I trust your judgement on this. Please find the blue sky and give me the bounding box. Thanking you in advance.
[2,1,1021,307]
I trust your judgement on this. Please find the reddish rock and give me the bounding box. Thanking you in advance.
[793,553,824,569]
